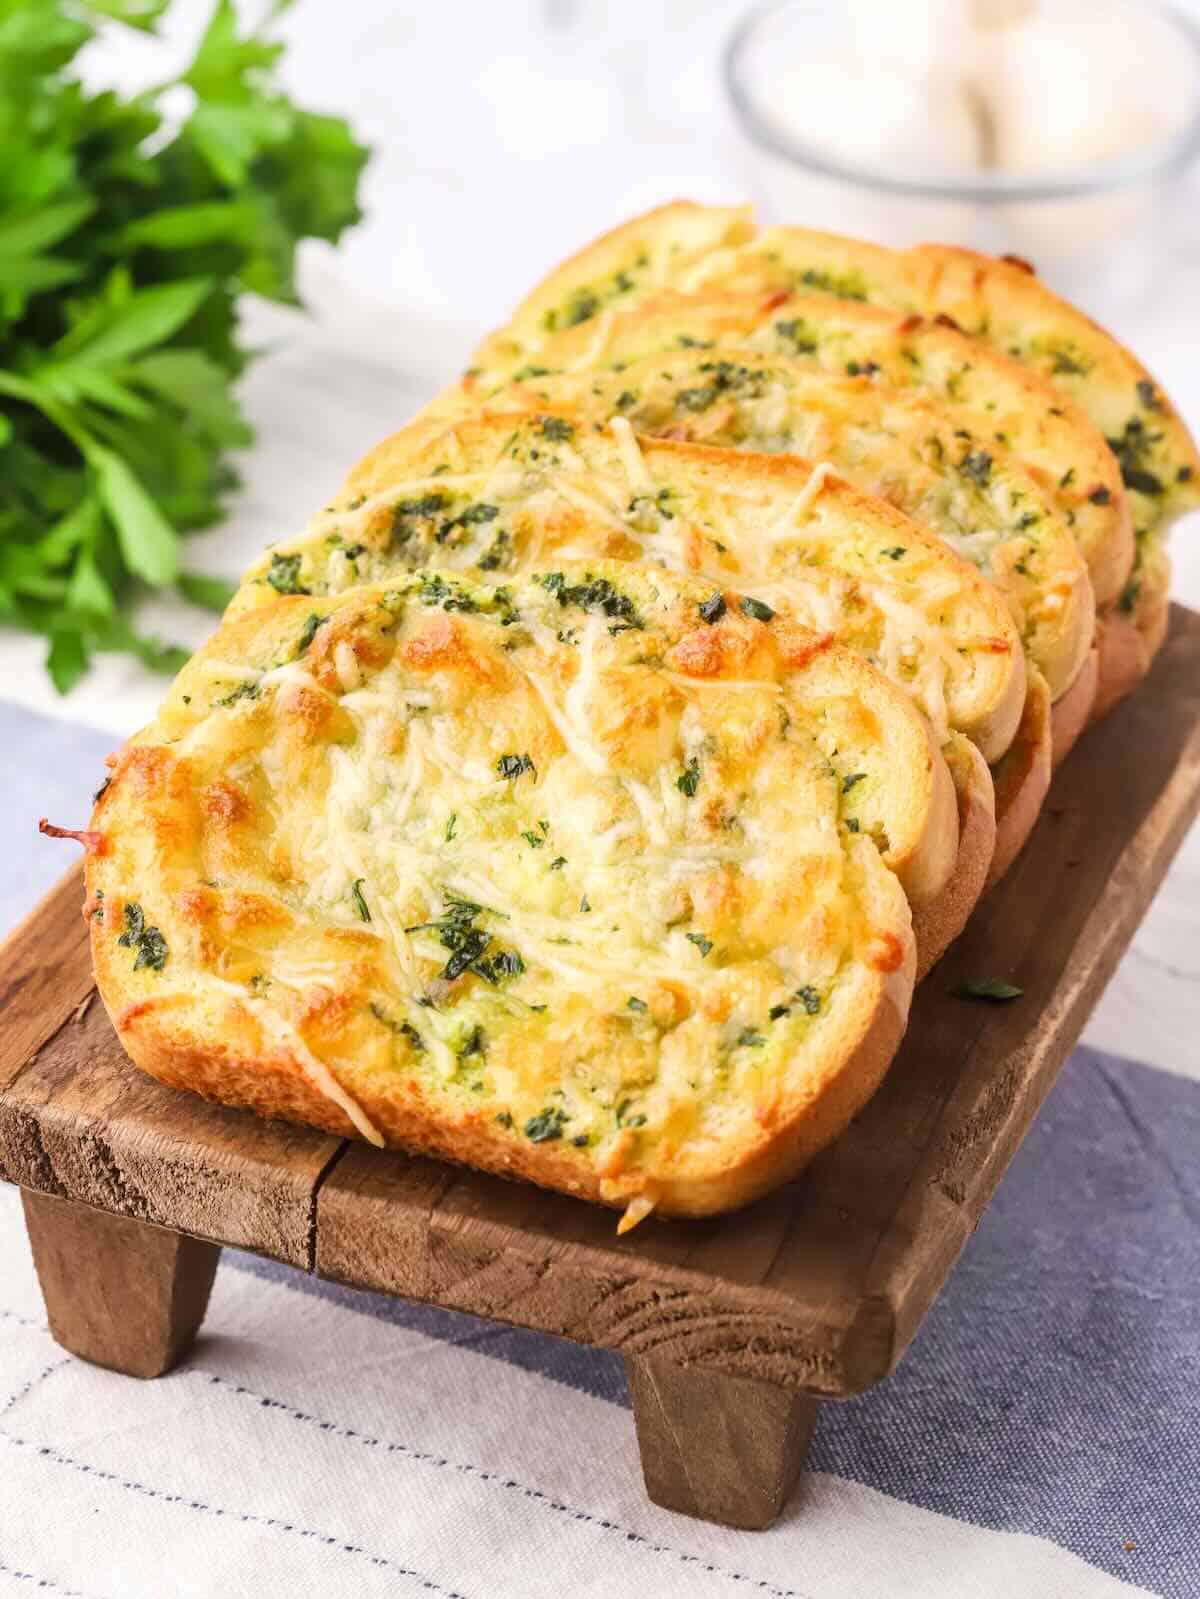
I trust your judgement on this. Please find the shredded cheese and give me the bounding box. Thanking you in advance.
[608,415,655,495]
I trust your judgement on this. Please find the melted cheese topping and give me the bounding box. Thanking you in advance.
[479,350,1089,696]
[230,411,1021,753]
[91,563,924,1199]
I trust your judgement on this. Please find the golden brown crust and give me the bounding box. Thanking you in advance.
[471,200,755,383]
[1092,607,1148,725]
[1134,543,1173,660]
[1090,552,1171,728]
[1048,647,1098,771]
[101,943,914,1219]
[987,669,1053,888]
[913,734,995,981]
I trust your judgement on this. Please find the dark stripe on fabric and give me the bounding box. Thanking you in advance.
[0,1430,471,1599]
[0,1555,112,1599]
[186,1370,808,1599]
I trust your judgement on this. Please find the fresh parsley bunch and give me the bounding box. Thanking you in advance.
[0,0,368,689]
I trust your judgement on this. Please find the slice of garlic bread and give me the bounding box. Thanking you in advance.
[725,227,1200,539]
[459,287,1131,614]
[234,409,1025,770]
[478,200,1199,554]
[455,347,1095,708]
[88,561,946,1222]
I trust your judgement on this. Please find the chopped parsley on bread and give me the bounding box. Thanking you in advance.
[87,564,953,1223]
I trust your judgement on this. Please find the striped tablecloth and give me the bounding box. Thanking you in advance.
[1,703,1198,1599]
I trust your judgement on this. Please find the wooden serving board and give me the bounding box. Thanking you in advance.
[4,603,1200,1530]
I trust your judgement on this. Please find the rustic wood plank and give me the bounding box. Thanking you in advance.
[625,1352,818,1529]
[0,864,92,1094]
[846,603,1200,1380]
[2,604,1199,1400]
[22,1189,220,1379]
[0,993,345,1268]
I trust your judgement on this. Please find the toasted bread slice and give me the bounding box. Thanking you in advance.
[461,288,1131,614]
[705,227,1200,537]
[231,409,1022,957]
[493,202,1199,543]
[87,561,950,1222]
[234,409,1025,768]
[447,347,1094,706]
[987,668,1052,886]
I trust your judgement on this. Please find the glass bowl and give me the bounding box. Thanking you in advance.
[722,0,1200,312]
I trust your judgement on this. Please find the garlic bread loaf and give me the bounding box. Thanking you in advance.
[684,222,1200,684]
[232,409,1036,955]
[87,562,953,1223]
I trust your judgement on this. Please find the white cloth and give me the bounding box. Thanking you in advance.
[0,1177,1175,1599]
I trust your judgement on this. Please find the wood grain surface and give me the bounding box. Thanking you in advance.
[625,1352,818,1528]
[22,1188,220,1378]
[3,604,1200,1399]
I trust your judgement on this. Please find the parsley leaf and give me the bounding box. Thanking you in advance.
[351,879,370,923]
[267,553,308,595]
[0,1,368,689]
[954,978,1023,1002]
[497,752,536,781]
[115,900,168,970]
[524,1106,567,1142]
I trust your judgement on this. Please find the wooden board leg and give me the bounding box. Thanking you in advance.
[624,1352,818,1529]
[21,1190,220,1379]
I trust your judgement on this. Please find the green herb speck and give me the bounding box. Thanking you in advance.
[525,1106,567,1142]
[676,757,700,797]
[954,978,1023,1002]
[351,879,371,923]
[267,553,308,595]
